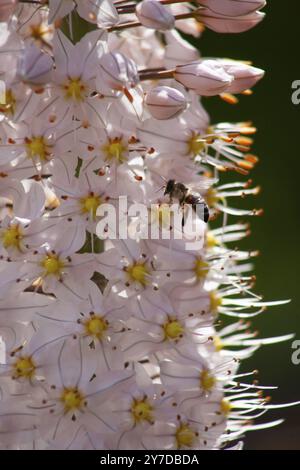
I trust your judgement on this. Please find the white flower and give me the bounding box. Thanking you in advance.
[199,0,266,17]
[198,8,265,34]
[143,413,225,450]
[39,29,108,125]
[0,116,77,178]
[33,281,129,370]
[145,85,187,120]
[174,60,233,96]
[16,226,95,302]
[26,338,134,447]
[48,0,119,28]
[136,0,175,31]
[17,43,53,87]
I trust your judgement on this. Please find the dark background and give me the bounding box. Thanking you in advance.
[196,1,300,449]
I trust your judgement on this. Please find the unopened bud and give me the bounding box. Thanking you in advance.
[0,0,17,21]
[17,44,53,86]
[198,9,265,33]
[136,0,175,31]
[220,61,265,93]
[198,0,266,17]
[145,86,187,120]
[174,60,233,96]
[97,52,139,91]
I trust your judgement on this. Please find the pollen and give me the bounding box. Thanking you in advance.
[163,318,184,340]
[200,369,216,392]
[187,132,205,157]
[64,78,86,102]
[209,291,222,315]
[205,232,219,249]
[213,336,224,352]
[194,258,209,280]
[61,387,84,412]
[126,262,150,286]
[175,423,197,449]
[102,137,128,164]
[13,356,36,379]
[25,136,49,161]
[1,224,23,250]
[30,23,50,41]
[84,316,108,339]
[131,398,153,423]
[80,194,102,219]
[220,398,232,416]
[41,254,65,276]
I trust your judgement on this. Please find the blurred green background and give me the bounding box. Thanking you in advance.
[196,1,300,450]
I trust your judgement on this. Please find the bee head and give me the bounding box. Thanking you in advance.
[164,179,175,195]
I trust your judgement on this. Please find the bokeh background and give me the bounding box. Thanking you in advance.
[193,1,300,450]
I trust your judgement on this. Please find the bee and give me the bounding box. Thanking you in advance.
[164,179,209,225]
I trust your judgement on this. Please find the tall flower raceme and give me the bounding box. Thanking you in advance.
[0,0,297,451]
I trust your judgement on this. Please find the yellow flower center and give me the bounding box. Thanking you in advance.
[41,254,65,276]
[0,89,16,115]
[200,369,216,392]
[131,398,153,423]
[206,232,219,249]
[220,399,232,416]
[26,136,48,161]
[187,132,205,157]
[61,388,84,412]
[163,319,184,340]
[126,263,150,286]
[1,224,22,250]
[102,138,128,164]
[213,336,224,352]
[209,291,222,315]
[30,23,49,40]
[80,194,102,220]
[194,258,209,280]
[64,78,86,102]
[13,356,36,379]
[175,423,197,449]
[84,316,108,339]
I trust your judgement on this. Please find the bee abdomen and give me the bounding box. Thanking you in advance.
[185,195,210,223]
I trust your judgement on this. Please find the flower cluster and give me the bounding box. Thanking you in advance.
[0,0,296,450]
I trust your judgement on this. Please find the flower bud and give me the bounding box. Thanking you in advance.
[97,52,139,91]
[145,86,187,120]
[136,0,175,31]
[198,9,265,33]
[0,0,17,22]
[198,0,266,17]
[17,44,53,86]
[219,61,265,93]
[174,60,233,96]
